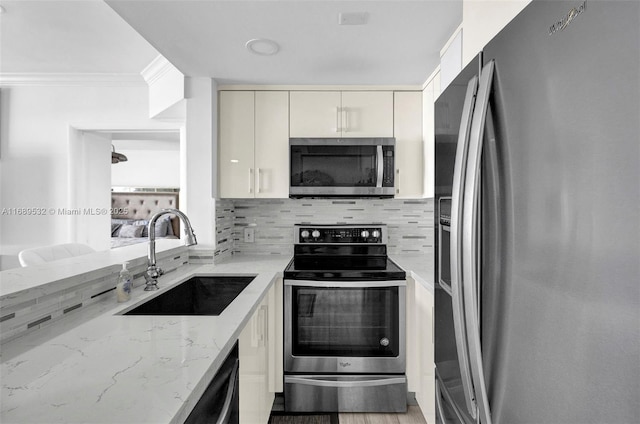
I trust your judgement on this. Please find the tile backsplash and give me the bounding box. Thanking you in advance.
[215,198,433,259]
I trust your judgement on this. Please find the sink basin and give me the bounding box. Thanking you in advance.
[124,275,256,316]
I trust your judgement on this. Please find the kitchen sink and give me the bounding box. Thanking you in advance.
[124,275,256,316]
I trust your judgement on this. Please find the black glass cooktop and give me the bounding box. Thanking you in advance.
[284,255,406,281]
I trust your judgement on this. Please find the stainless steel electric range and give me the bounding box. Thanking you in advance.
[283,224,407,413]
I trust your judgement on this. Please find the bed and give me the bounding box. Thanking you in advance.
[110,189,180,249]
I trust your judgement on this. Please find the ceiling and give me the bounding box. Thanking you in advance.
[0,1,159,75]
[1,0,462,86]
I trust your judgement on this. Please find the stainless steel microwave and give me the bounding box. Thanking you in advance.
[289,138,395,198]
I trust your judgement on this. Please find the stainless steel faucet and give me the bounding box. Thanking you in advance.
[144,208,197,291]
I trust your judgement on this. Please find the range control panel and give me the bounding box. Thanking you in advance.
[295,225,387,244]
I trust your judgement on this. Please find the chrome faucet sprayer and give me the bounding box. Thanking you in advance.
[144,208,197,291]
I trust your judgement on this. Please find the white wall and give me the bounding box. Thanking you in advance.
[183,77,217,247]
[0,83,158,266]
[111,138,180,188]
[74,131,112,251]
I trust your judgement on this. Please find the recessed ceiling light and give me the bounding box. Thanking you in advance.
[245,39,280,56]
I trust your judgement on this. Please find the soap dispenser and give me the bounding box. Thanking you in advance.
[116,262,133,302]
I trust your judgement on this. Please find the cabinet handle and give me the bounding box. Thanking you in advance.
[342,107,349,133]
[335,107,342,133]
[256,168,261,194]
[251,304,268,347]
[260,304,268,346]
[248,168,253,194]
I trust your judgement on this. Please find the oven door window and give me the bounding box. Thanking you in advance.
[291,145,379,188]
[292,286,399,357]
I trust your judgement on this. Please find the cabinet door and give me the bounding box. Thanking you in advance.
[255,92,289,198]
[394,91,424,198]
[422,81,435,199]
[342,91,394,137]
[289,91,341,138]
[415,280,435,424]
[268,278,283,393]
[219,91,255,198]
[239,291,273,424]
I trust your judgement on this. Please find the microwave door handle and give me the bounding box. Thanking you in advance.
[463,60,495,424]
[376,145,383,188]
[450,74,479,420]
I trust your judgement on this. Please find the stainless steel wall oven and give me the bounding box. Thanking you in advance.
[283,224,407,413]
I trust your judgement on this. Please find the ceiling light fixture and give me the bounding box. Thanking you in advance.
[111,145,128,164]
[245,38,280,56]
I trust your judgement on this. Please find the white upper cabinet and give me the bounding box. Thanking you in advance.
[219,91,255,199]
[289,91,341,138]
[394,91,424,198]
[462,0,532,65]
[341,91,394,137]
[290,91,393,138]
[255,91,289,198]
[219,91,289,199]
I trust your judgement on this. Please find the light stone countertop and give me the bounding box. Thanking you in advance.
[390,249,435,293]
[0,239,186,299]
[1,255,291,424]
[0,251,432,424]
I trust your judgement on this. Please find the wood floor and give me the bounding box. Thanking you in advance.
[338,406,428,424]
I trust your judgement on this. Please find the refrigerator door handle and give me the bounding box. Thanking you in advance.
[435,379,448,423]
[463,60,495,424]
[450,75,479,419]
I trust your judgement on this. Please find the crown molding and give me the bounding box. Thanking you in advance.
[141,55,177,86]
[0,73,146,87]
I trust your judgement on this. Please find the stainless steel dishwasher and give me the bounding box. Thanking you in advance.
[185,343,239,424]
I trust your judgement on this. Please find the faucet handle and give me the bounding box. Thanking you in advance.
[157,267,164,276]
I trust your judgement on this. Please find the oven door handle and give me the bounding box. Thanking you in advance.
[284,279,406,288]
[285,376,406,388]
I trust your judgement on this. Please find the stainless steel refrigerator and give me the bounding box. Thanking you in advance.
[434,1,639,423]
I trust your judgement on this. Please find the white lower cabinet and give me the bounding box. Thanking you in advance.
[239,284,276,423]
[406,277,435,423]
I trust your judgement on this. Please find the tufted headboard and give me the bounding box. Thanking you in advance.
[111,190,180,235]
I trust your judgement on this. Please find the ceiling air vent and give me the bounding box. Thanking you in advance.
[338,12,369,26]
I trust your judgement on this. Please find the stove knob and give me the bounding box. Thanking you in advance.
[301,230,310,238]
[372,230,381,239]
[361,230,370,238]
[312,230,321,238]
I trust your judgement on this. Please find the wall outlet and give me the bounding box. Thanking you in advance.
[244,227,255,243]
